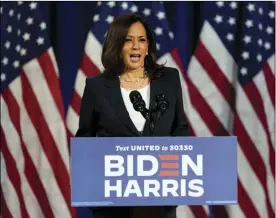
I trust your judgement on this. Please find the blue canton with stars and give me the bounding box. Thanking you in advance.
[204,1,275,85]
[90,1,176,60]
[1,1,50,93]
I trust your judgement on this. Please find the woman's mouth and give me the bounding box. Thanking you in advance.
[130,54,141,62]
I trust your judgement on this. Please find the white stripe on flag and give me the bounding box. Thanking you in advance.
[226,205,246,218]
[187,56,234,131]
[203,206,210,216]
[236,85,274,211]
[237,144,268,218]
[267,55,275,75]
[1,152,22,218]
[9,77,70,218]
[201,22,238,84]
[48,48,59,77]
[85,32,104,72]
[253,70,275,149]
[66,106,79,136]
[75,69,87,98]
[23,59,70,173]
[1,97,44,218]
[176,206,196,218]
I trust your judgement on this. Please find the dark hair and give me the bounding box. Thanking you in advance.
[101,14,164,79]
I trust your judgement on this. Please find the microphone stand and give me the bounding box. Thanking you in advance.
[141,108,155,136]
[148,112,155,136]
[148,110,161,137]
[148,95,169,136]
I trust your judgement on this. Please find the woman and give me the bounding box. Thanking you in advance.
[76,14,190,218]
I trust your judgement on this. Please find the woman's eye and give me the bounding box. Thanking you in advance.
[125,38,146,42]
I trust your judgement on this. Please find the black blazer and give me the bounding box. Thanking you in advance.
[75,67,190,138]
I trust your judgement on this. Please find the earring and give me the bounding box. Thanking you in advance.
[146,52,148,55]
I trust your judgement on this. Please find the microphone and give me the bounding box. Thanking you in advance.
[155,93,169,115]
[154,93,169,125]
[129,90,150,121]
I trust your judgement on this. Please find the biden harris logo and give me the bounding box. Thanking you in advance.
[104,154,204,198]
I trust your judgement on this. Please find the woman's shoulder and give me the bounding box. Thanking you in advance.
[156,66,180,81]
[85,73,110,86]
[159,66,179,74]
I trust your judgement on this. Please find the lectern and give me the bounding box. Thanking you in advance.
[70,136,237,207]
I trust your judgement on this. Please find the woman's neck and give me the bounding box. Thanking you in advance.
[121,68,146,81]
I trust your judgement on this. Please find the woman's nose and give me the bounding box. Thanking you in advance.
[132,40,139,49]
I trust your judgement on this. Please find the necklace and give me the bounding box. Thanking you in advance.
[119,74,148,88]
[120,74,147,83]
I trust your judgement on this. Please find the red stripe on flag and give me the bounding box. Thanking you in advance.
[212,206,230,218]
[189,206,208,218]
[237,180,259,217]
[170,49,197,136]
[0,129,30,218]
[263,62,275,107]
[195,41,236,111]
[170,49,185,72]
[37,52,66,119]
[66,127,74,149]
[81,53,102,77]
[234,116,275,218]
[184,75,229,135]
[172,50,228,136]
[20,72,72,214]
[71,90,81,115]
[0,187,13,218]
[243,82,275,178]
[2,89,55,218]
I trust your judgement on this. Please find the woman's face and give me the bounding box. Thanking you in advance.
[121,22,149,71]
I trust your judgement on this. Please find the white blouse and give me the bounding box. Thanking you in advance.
[120,84,150,132]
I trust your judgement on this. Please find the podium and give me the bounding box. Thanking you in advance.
[70,136,237,207]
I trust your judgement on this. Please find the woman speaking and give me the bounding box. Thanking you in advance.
[76,13,190,218]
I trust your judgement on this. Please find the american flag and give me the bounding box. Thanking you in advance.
[1,2,76,218]
[185,1,275,218]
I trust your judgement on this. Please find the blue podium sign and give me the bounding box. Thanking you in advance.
[70,137,237,207]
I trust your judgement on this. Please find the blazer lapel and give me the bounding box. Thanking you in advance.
[105,77,140,136]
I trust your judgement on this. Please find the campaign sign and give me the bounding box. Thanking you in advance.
[71,137,237,207]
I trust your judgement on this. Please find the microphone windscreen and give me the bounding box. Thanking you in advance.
[156,93,169,110]
[129,90,141,103]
